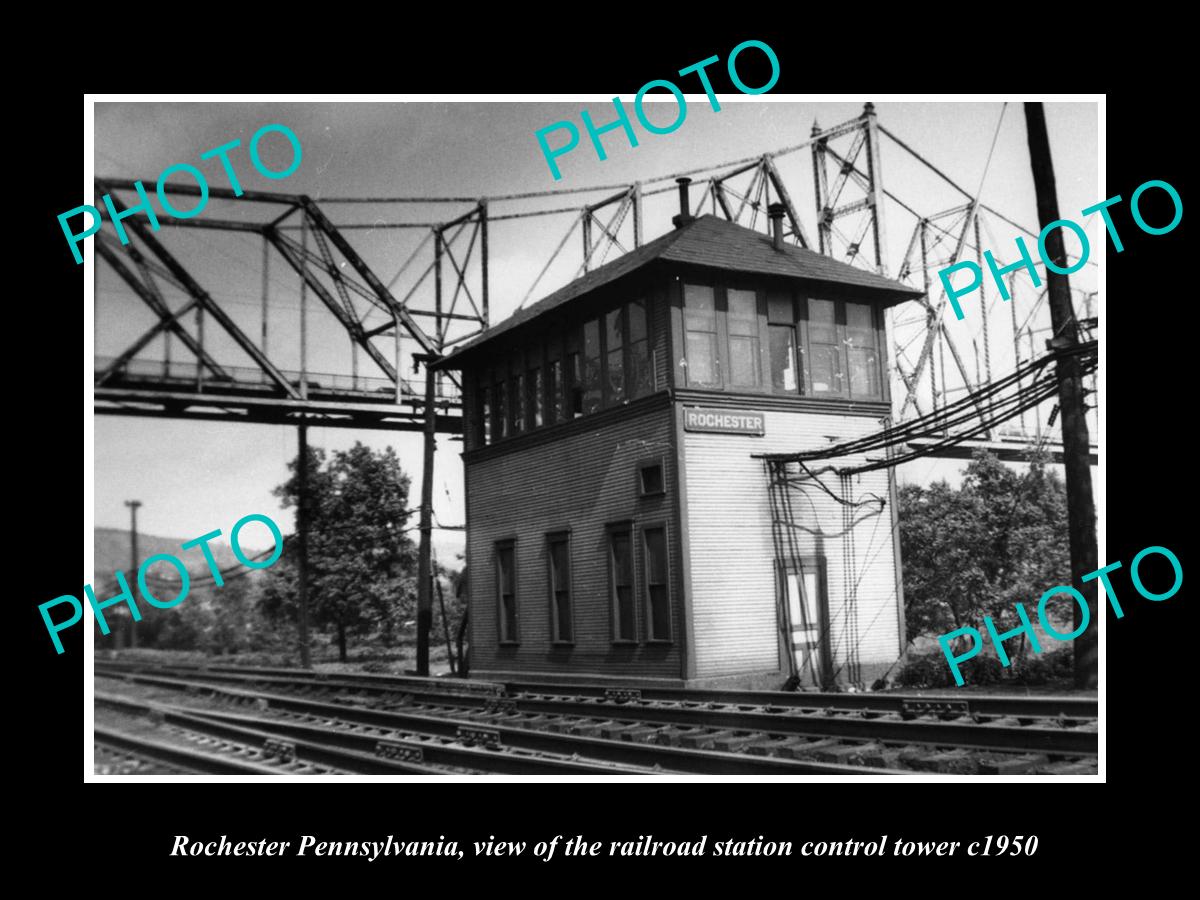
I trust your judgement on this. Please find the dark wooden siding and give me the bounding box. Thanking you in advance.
[465,396,683,680]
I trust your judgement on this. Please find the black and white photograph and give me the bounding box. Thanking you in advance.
[74,93,1117,783]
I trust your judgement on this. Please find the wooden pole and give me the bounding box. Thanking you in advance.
[297,421,312,669]
[415,356,437,677]
[1023,102,1098,689]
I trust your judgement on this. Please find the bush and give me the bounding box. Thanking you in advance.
[896,646,1074,689]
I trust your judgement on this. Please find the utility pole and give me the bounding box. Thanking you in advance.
[414,353,439,676]
[124,500,142,649]
[1023,103,1098,689]
[297,421,312,669]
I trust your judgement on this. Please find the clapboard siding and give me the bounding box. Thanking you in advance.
[682,408,900,682]
[466,398,683,679]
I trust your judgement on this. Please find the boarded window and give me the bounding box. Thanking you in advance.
[683,284,719,386]
[609,526,636,642]
[547,533,572,643]
[496,541,517,643]
[643,526,671,641]
[727,288,762,387]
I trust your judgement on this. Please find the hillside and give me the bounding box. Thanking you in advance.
[94,527,242,577]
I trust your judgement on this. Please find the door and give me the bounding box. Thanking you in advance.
[779,557,831,689]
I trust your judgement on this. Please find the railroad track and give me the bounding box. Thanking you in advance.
[95,682,891,775]
[96,661,1097,773]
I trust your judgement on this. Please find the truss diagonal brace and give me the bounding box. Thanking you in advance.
[298,197,438,356]
[95,240,230,383]
[265,229,410,394]
[97,180,300,399]
[763,156,810,248]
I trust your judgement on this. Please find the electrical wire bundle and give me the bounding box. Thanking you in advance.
[758,340,1097,476]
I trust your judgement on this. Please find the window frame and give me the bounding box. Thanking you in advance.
[546,530,574,646]
[495,538,519,646]
[681,281,723,388]
[606,520,638,644]
[641,522,673,644]
[723,283,769,393]
[636,456,666,498]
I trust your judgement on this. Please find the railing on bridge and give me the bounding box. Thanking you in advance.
[95,356,462,406]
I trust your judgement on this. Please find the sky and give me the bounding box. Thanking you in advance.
[91,98,1100,555]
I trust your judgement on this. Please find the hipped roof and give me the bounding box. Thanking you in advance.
[437,214,923,369]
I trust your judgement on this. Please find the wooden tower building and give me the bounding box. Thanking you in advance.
[436,183,922,689]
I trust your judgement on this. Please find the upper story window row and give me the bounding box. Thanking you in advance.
[681,281,885,402]
[474,298,658,447]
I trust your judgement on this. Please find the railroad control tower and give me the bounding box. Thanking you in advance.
[436,182,922,689]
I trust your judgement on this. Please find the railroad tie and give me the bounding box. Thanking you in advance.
[977,754,1049,775]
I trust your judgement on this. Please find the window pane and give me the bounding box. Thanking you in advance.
[727,289,761,387]
[645,528,669,641]
[729,335,760,386]
[568,352,583,416]
[528,367,544,427]
[550,536,571,642]
[808,298,836,344]
[768,294,794,324]
[480,386,492,445]
[628,300,647,343]
[645,528,668,583]
[556,593,572,641]
[550,539,569,592]
[649,586,669,640]
[611,531,635,641]
[606,307,625,405]
[617,588,635,640]
[683,283,716,312]
[846,302,875,345]
[640,463,664,496]
[606,307,624,351]
[494,379,508,439]
[498,544,516,642]
[685,332,718,384]
[727,289,757,332]
[547,359,563,423]
[582,318,602,414]
[512,371,525,433]
[769,325,798,391]
[848,346,880,398]
[810,344,840,394]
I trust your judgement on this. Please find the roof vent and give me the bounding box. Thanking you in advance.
[672,177,695,229]
[768,202,787,250]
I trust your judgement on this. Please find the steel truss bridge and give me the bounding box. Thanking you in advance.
[92,103,1098,465]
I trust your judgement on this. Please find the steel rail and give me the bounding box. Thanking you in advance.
[95,725,288,775]
[96,674,901,775]
[95,660,1096,720]
[96,691,645,776]
[96,664,1096,756]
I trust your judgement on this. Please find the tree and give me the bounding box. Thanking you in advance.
[898,450,1071,664]
[267,442,418,662]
